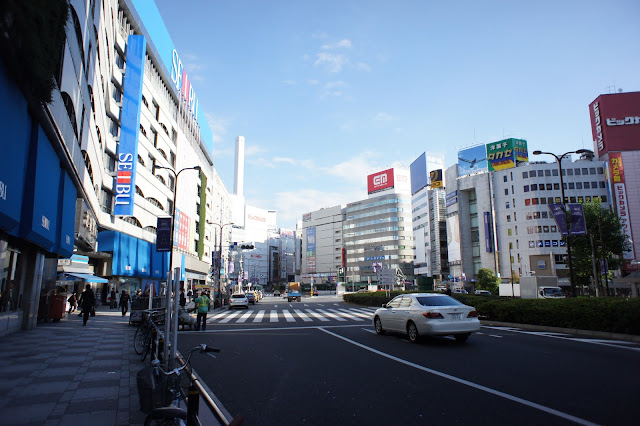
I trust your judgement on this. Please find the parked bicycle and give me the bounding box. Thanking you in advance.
[134,309,164,362]
[143,344,243,425]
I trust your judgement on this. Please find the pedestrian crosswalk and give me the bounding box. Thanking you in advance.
[207,306,376,324]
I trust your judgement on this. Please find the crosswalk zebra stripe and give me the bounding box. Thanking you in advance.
[236,310,253,323]
[304,309,329,321]
[351,307,376,315]
[329,309,364,321]
[270,310,279,322]
[316,309,347,321]
[282,310,295,322]
[253,310,266,322]
[294,309,313,322]
[337,309,370,320]
[219,311,242,323]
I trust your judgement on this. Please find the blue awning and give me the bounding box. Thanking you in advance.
[65,273,108,283]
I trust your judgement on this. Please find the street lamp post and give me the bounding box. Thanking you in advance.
[533,149,592,297]
[155,165,200,366]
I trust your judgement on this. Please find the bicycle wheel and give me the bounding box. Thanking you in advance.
[134,326,148,354]
[141,330,152,362]
[144,406,187,425]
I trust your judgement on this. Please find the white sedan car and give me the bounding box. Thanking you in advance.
[229,293,249,310]
[373,293,480,343]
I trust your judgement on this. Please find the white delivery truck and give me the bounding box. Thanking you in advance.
[519,276,566,299]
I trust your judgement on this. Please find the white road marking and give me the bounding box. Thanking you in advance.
[482,326,640,352]
[305,309,329,322]
[219,311,241,323]
[330,309,364,321]
[236,310,253,323]
[270,310,279,322]
[294,309,313,322]
[489,335,503,338]
[253,310,265,323]
[318,328,598,426]
[316,309,347,321]
[340,309,371,319]
[282,310,295,322]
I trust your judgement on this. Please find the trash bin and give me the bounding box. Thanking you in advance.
[49,294,67,322]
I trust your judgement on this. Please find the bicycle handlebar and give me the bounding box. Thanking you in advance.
[152,344,220,376]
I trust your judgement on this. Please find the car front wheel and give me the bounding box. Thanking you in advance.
[407,321,419,343]
[374,316,385,335]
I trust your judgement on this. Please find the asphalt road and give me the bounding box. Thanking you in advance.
[178,296,640,426]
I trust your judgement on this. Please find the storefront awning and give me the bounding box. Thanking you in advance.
[65,273,108,283]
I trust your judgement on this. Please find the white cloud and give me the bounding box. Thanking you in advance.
[321,39,352,50]
[325,80,347,89]
[355,62,371,72]
[205,113,231,144]
[283,80,297,86]
[274,157,296,164]
[308,79,320,86]
[314,52,348,73]
[245,144,268,156]
[374,112,393,121]
[321,151,381,184]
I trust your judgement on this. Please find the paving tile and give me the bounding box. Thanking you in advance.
[57,411,117,426]
[66,398,118,414]
[14,381,69,397]
[0,402,56,425]
[35,366,79,377]
[72,385,119,400]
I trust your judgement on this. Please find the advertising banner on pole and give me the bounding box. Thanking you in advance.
[609,152,635,260]
[567,203,586,236]
[548,203,569,236]
[483,212,493,252]
[156,217,172,252]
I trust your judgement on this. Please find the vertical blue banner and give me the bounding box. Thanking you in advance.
[548,203,569,236]
[114,35,146,216]
[483,212,493,252]
[568,204,587,236]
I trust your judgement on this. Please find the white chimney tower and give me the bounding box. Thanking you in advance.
[234,136,245,196]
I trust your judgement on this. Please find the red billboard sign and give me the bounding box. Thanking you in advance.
[589,92,640,155]
[367,168,395,194]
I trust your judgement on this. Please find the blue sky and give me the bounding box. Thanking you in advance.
[153,0,639,230]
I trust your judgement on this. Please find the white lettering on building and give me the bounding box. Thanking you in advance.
[606,116,640,126]
[593,102,604,152]
[0,181,6,201]
[41,215,50,230]
[373,173,388,187]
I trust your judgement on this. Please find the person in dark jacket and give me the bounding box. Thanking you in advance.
[81,284,96,326]
[119,290,131,316]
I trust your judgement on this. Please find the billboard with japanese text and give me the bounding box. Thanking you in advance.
[589,92,640,155]
[486,138,528,172]
[609,152,635,259]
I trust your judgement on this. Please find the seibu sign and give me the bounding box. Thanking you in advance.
[589,92,640,155]
[367,168,395,194]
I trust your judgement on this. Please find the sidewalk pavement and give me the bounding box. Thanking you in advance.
[0,305,148,426]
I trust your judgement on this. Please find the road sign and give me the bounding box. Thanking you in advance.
[379,269,395,287]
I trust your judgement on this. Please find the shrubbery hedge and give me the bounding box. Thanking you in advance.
[343,291,640,335]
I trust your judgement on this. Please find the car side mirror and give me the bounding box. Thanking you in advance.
[382,303,389,308]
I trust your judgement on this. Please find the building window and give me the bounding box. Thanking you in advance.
[70,7,85,69]
[531,184,538,191]
[599,181,605,188]
[503,175,507,182]
[545,169,551,176]
[597,167,604,174]
[590,167,596,175]
[522,171,528,179]
[524,185,530,192]
[61,92,78,140]
[583,182,590,189]
[567,169,573,176]
[552,169,558,176]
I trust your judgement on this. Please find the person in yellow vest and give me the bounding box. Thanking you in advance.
[194,291,211,331]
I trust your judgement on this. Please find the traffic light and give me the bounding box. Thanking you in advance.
[241,244,254,250]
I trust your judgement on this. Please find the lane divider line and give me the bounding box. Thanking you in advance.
[317,327,598,426]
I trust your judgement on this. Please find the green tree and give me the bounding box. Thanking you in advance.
[567,200,630,296]
[476,268,500,294]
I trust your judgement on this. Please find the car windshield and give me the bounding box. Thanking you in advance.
[232,295,246,299]
[416,296,462,307]
[543,288,563,296]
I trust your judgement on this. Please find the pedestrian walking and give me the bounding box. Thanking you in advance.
[67,292,77,313]
[179,288,186,308]
[194,291,210,331]
[119,290,130,316]
[110,288,117,309]
[81,284,96,326]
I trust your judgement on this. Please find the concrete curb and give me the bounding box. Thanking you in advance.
[480,320,640,343]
